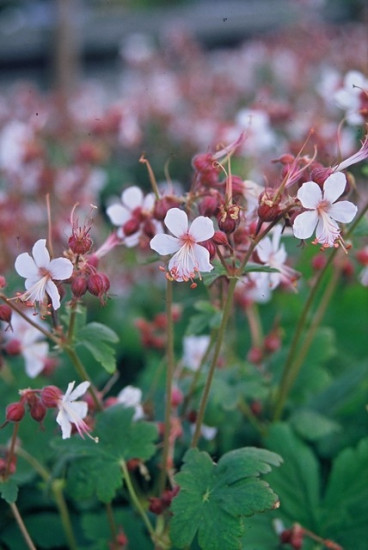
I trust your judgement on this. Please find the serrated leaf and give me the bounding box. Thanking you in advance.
[202,261,229,286]
[264,423,320,530]
[290,409,341,441]
[78,322,119,373]
[320,437,368,548]
[170,447,282,550]
[0,478,18,503]
[53,406,157,503]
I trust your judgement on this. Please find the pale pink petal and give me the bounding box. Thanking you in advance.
[150,234,180,255]
[256,237,273,263]
[63,381,76,400]
[323,172,346,204]
[15,252,38,278]
[122,186,143,209]
[315,216,340,246]
[164,208,188,237]
[192,244,213,272]
[189,216,215,242]
[32,239,50,268]
[328,200,357,223]
[107,203,130,226]
[293,210,318,239]
[49,258,73,280]
[142,193,155,211]
[23,342,48,378]
[45,279,61,309]
[297,181,322,209]
[68,380,90,401]
[67,401,88,419]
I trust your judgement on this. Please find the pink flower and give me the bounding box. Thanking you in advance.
[56,381,91,439]
[293,172,357,247]
[15,239,73,310]
[150,208,214,282]
[256,225,298,289]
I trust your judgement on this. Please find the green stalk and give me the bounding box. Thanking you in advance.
[9,502,37,550]
[191,277,237,448]
[63,345,103,412]
[159,279,175,494]
[272,202,368,421]
[121,459,155,538]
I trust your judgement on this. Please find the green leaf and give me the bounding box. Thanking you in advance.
[320,437,368,548]
[0,478,18,503]
[264,423,320,530]
[202,261,229,286]
[170,447,282,550]
[53,406,157,503]
[290,409,341,442]
[78,322,119,373]
[186,301,222,335]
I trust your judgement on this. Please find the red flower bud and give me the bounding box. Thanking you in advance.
[71,275,88,297]
[5,339,22,356]
[153,196,181,220]
[0,304,12,323]
[41,385,62,408]
[356,247,368,266]
[123,217,140,237]
[6,402,25,422]
[198,195,219,217]
[217,204,240,233]
[68,231,93,255]
[213,231,228,246]
[88,273,109,297]
[257,188,282,222]
[312,253,327,271]
[0,276,7,288]
[247,346,264,364]
[29,399,47,422]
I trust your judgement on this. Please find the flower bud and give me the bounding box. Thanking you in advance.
[87,273,108,297]
[198,195,219,217]
[123,217,140,237]
[200,239,216,260]
[0,304,12,324]
[247,346,264,364]
[5,339,22,356]
[6,402,25,422]
[153,196,181,221]
[71,275,88,297]
[257,188,281,222]
[356,247,368,266]
[212,231,228,246]
[171,386,184,407]
[41,385,62,408]
[312,253,327,271]
[217,204,240,233]
[68,230,93,255]
[0,276,7,288]
[29,399,47,422]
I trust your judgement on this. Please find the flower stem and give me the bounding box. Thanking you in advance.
[5,422,20,479]
[9,502,37,550]
[63,345,103,411]
[121,459,155,538]
[191,277,237,448]
[159,279,175,494]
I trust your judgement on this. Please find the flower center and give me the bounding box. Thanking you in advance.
[39,267,51,278]
[316,199,331,216]
[179,232,195,248]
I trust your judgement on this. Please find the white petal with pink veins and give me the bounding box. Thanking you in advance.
[45,279,62,310]
[32,239,51,268]
[189,216,215,242]
[293,210,318,239]
[297,181,322,209]
[192,244,213,272]
[323,172,346,204]
[328,200,357,223]
[150,234,180,255]
[164,208,188,237]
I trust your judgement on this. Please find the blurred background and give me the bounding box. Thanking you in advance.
[0,0,366,92]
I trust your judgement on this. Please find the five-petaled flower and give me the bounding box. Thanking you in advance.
[150,208,214,282]
[293,172,357,248]
[56,381,92,439]
[15,239,73,310]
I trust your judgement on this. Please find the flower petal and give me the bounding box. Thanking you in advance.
[328,200,358,223]
[315,216,339,247]
[49,258,73,280]
[45,279,61,310]
[150,234,180,255]
[164,208,188,237]
[189,216,215,242]
[122,186,143,209]
[32,239,50,268]
[106,204,130,226]
[192,244,213,273]
[56,410,72,439]
[323,172,346,203]
[297,181,322,209]
[68,380,90,401]
[23,342,48,378]
[293,210,318,240]
[15,252,38,279]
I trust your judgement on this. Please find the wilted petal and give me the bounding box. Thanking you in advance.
[293,210,318,239]
[297,181,322,209]
[164,208,188,237]
[122,186,143,209]
[328,200,357,223]
[150,234,180,255]
[32,239,51,268]
[189,216,215,242]
[323,172,346,204]
[49,258,73,280]
[15,252,38,278]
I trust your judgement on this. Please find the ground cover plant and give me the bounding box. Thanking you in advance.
[0,19,368,550]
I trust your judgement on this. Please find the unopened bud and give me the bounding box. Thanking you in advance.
[356,247,368,266]
[213,231,228,246]
[217,204,240,233]
[71,275,88,297]
[6,402,25,422]
[0,276,6,288]
[5,339,22,356]
[247,346,264,364]
[257,189,281,222]
[88,273,109,297]
[41,385,62,408]
[153,197,181,220]
[198,195,219,217]
[123,217,140,236]
[29,399,47,422]
[68,230,93,255]
[0,304,12,323]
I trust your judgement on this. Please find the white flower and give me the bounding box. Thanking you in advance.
[334,70,368,125]
[15,239,73,310]
[256,225,298,289]
[150,208,214,282]
[56,381,91,439]
[106,186,157,247]
[5,312,49,378]
[293,172,357,247]
[117,385,144,421]
[182,335,210,371]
